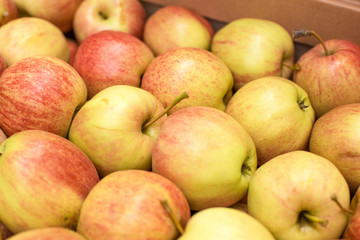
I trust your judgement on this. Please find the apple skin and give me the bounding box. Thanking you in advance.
[152,106,257,211]
[178,207,275,240]
[141,47,234,115]
[143,5,214,56]
[0,17,70,66]
[0,0,18,26]
[293,39,360,118]
[309,103,360,195]
[76,169,191,240]
[247,150,350,240]
[344,186,360,239]
[73,30,154,99]
[225,76,315,166]
[67,38,78,66]
[68,85,166,178]
[0,130,100,234]
[6,227,86,240]
[73,0,146,43]
[0,55,87,137]
[211,18,294,91]
[11,0,82,32]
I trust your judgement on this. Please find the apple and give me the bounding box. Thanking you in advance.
[6,227,86,240]
[0,130,99,234]
[143,5,214,56]
[68,86,186,177]
[11,0,82,32]
[0,55,87,137]
[67,38,78,66]
[210,18,294,91]
[73,0,146,43]
[225,76,315,166]
[293,30,360,118]
[73,30,154,99]
[76,169,191,240]
[0,17,70,66]
[343,186,360,239]
[0,0,18,26]
[309,103,360,195]
[141,47,234,115]
[247,150,350,240]
[152,106,257,211]
[178,207,275,240]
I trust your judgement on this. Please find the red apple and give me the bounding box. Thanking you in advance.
[293,31,360,118]
[12,0,82,32]
[67,38,78,66]
[0,0,18,27]
[73,30,154,98]
[143,5,214,56]
[5,227,86,240]
[141,47,234,114]
[76,169,191,240]
[0,130,100,234]
[0,55,87,137]
[73,0,146,43]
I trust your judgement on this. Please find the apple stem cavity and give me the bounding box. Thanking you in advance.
[298,211,328,228]
[331,194,354,215]
[160,200,184,235]
[142,91,189,130]
[293,30,329,56]
[282,62,300,71]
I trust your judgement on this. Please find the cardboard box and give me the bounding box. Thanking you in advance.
[140,0,360,59]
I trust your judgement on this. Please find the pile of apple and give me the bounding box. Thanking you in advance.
[1,0,360,239]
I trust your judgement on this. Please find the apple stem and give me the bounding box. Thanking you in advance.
[160,200,184,235]
[331,194,354,215]
[302,212,328,227]
[293,30,329,56]
[142,91,189,130]
[282,62,300,71]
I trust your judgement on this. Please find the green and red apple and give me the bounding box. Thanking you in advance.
[178,207,275,240]
[68,85,167,177]
[293,31,360,118]
[73,0,146,43]
[225,76,315,166]
[152,106,257,211]
[143,5,214,56]
[0,55,87,137]
[12,0,82,32]
[0,17,70,66]
[247,150,350,240]
[76,170,191,240]
[309,103,360,195]
[211,18,294,91]
[0,130,99,234]
[73,30,154,98]
[141,47,234,114]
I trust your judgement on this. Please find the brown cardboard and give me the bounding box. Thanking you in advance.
[140,0,360,47]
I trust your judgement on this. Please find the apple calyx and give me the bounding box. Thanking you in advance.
[298,210,328,228]
[331,194,354,215]
[160,199,184,235]
[293,30,329,56]
[142,91,189,130]
[298,99,309,110]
